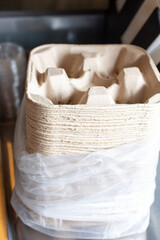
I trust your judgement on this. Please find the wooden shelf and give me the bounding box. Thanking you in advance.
[0,137,8,240]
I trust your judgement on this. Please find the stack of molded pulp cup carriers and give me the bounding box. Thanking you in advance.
[11,44,160,240]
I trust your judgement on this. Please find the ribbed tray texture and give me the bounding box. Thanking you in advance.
[26,99,160,155]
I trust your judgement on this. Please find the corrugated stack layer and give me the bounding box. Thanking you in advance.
[26,44,160,155]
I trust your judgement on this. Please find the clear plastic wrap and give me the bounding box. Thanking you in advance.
[11,96,160,239]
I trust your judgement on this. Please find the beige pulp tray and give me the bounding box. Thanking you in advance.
[26,44,160,155]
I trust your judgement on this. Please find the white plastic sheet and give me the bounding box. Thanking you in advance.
[11,96,160,239]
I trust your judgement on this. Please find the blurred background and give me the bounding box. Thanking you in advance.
[0,0,110,10]
[0,0,159,62]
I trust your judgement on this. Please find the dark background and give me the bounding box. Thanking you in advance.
[0,0,109,11]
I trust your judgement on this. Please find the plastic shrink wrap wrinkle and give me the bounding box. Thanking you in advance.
[11,97,160,239]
